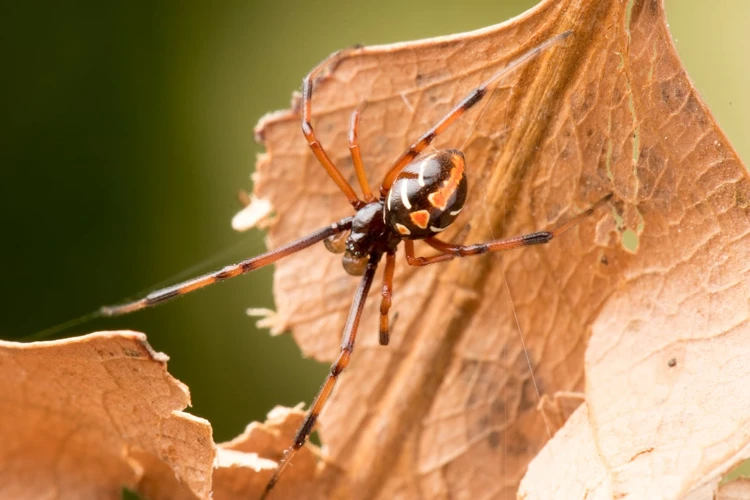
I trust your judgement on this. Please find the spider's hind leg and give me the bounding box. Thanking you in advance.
[378,250,396,346]
[261,252,382,498]
[404,194,612,267]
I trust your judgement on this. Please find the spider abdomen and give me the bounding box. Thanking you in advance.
[384,149,467,239]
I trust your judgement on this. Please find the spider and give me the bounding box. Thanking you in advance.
[100,29,599,497]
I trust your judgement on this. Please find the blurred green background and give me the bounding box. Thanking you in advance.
[1,0,748,446]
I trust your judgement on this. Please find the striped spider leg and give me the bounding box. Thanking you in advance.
[403,194,613,267]
[99,219,354,317]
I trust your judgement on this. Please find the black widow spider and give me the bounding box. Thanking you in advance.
[100,29,599,497]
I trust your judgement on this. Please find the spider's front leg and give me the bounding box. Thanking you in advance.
[99,217,354,316]
[302,49,366,209]
[262,252,382,498]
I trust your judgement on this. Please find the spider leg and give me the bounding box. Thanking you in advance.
[303,50,365,209]
[419,230,553,263]
[403,239,454,267]
[262,252,381,498]
[99,217,354,316]
[405,228,555,267]
[378,250,396,345]
[380,30,572,197]
[349,106,375,202]
[404,195,609,267]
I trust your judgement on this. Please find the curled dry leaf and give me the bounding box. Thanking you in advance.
[213,406,320,500]
[0,332,214,500]
[0,332,319,499]
[244,0,750,498]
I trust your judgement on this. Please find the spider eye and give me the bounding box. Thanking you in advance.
[324,231,349,254]
[342,250,368,276]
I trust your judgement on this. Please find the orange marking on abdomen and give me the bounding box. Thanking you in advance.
[428,156,464,210]
[395,223,411,235]
[410,210,430,229]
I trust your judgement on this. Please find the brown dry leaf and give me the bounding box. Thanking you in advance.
[5,1,749,499]
[242,0,750,498]
[0,331,214,500]
[0,330,323,499]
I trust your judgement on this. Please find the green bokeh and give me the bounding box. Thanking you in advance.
[1,1,747,447]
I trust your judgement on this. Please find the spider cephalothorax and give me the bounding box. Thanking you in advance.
[338,201,398,276]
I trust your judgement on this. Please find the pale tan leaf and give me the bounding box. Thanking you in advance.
[521,404,750,500]
[519,403,610,499]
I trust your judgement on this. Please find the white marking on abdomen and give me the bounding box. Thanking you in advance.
[400,181,412,209]
[418,159,427,187]
[450,207,463,216]
[430,225,448,233]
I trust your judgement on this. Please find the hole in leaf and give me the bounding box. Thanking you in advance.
[621,228,639,252]
[721,458,750,484]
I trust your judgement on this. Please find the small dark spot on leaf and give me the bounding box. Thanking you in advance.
[668,358,677,368]
[649,0,658,16]
[468,413,491,441]
[491,398,507,421]
[661,85,670,103]
[601,255,609,265]
[478,415,489,430]
[505,428,530,455]
[488,431,501,449]
[518,377,538,413]
[674,85,684,101]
